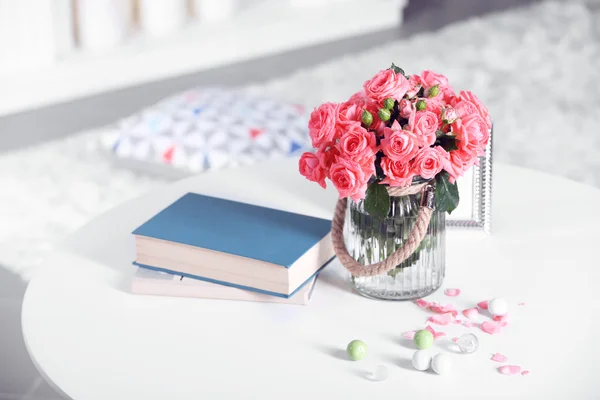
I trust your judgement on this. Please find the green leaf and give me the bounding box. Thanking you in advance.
[435,171,460,214]
[436,130,446,138]
[364,182,390,220]
[390,63,407,78]
[436,135,459,152]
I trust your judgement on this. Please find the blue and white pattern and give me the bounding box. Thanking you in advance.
[101,87,311,175]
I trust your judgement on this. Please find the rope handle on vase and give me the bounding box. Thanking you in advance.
[330,182,436,278]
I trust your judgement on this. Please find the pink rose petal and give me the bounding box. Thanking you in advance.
[498,365,522,376]
[480,321,503,335]
[428,312,458,326]
[518,302,525,306]
[424,325,446,340]
[463,308,479,320]
[444,288,461,297]
[493,313,508,322]
[402,331,416,340]
[462,320,478,328]
[491,353,508,362]
[477,300,489,310]
[452,337,459,343]
[429,302,458,316]
[521,370,530,376]
[433,331,446,339]
[416,299,431,309]
[498,321,508,327]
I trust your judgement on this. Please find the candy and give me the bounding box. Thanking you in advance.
[488,298,508,316]
[414,329,434,349]
[457,333,479,354]
[412,350,433,371]
[432,353,452,375]
[346,340,367,361]
[371,365,390,381]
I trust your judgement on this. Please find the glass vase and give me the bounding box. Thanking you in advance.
[345,183,446,300]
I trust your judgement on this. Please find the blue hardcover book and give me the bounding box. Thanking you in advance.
[132,192,334,298]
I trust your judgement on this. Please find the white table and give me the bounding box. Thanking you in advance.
[22,158,600,400]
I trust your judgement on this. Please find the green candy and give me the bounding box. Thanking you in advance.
[413,329,434,350]
[346,340,367,361]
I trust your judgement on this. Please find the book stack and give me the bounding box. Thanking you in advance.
[131,192,335,305]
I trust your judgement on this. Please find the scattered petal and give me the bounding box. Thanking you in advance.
[491,353,508,362]
[493,314,508,322]
[416,299,431,309]
[428,312,458,326]
[518,302,525,306]
[480,321,503,335]
[477,300,489,310]
[462,320,478,328]
[444,288,461,297]
[430,303,459,316]
[433,331,446,340]
[498,321,508,328]
[521,370,530,376]
[452,337,459,343]
[425,325,446,340]
[463,308,479,320]
[498,365,522,376]
[402,331,416,340]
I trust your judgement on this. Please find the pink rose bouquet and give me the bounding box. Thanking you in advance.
[299,63,491,218]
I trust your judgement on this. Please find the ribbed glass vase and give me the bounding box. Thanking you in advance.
[345,185,446,300]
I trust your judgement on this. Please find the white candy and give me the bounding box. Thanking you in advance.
[431,353,452,375]
[412,350,433,371]
[371,365,390,381]
[488,297,509,316]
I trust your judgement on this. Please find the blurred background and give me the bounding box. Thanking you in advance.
[0,0,598,398]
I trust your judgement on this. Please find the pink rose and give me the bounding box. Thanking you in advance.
[421,70,455,101]
[380,124,419,164]
[329,156,369,201]
[411,110,439,147]
[316,146,340,177]
[399,99,413,119]
[336,99,364,134]
[424,98,444,120]
[443,149,477,184]
[411,146,449,179]
[299,152,326,188]
[380,156,415,187]
[406,75,423,98]
[420,70,450,89]
[450,97,479,119]
[458,91,492,130]
[363,69,410,103]
[308,102,338,148]
[337,125,377,165]
[348,91,367,107]
[441,106,459,123]
[453,113,490,156]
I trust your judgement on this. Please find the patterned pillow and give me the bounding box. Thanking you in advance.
[100,87,311,176]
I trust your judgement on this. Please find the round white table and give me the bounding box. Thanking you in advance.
[22,158,600,400]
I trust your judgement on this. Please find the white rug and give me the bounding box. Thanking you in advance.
[1,0,599,281]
